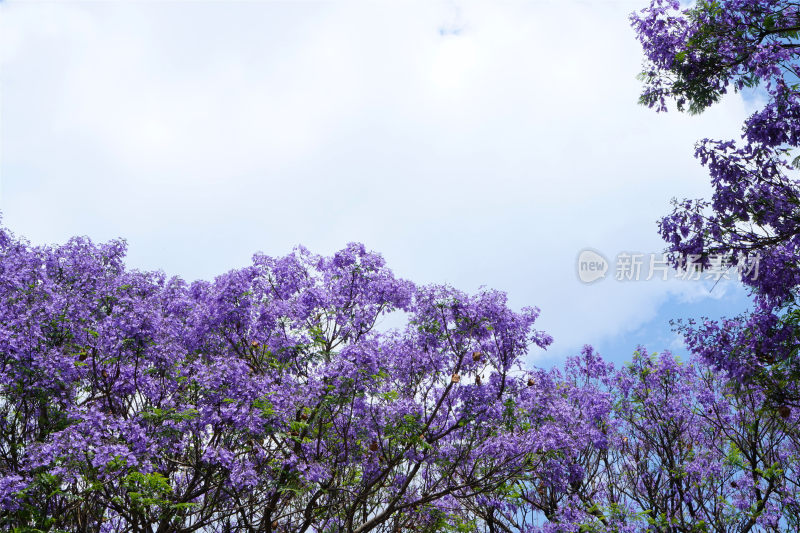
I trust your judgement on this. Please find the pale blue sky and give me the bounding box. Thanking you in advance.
[0,0,755,366]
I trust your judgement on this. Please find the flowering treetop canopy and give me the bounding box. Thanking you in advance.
[1,219,798,532]
[0,221,579,532]
[634,0,800,115]
[632,0,800,387]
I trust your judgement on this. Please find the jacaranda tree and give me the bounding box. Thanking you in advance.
[552,348,799,532]
[632,0,800,405]
[0,229,798,532]
[0,223,595,532]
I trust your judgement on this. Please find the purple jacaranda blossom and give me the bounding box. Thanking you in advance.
[633,0,800,400]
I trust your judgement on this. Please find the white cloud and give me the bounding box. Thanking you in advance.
[0,0,757,361]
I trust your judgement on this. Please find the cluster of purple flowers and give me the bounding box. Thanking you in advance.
[0,224,558,531]
[1,222,798,531]
[633,0,800,394]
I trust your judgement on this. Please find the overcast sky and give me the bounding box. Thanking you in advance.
[0,0,756,365]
